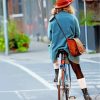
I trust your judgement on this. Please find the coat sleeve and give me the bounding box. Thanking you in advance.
[74,16,80,38]
[47,22,52,41]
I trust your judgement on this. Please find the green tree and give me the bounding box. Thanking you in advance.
[79,11,100,26]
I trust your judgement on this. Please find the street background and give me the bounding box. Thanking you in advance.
[0,0,100,100]
[0,38,100,100]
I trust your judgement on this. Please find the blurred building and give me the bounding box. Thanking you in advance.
[7,0,24,32]
[86,0,100,52]
[0,0,100,52]
[85,0,100,22]
[7,0,52,36]
[22,0,52,36]
[6,0,82,35]
[78,0,100,52]
[0,0,3,31]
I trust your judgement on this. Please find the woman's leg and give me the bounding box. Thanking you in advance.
[69,60,86,88]
[69,60,92,100]
[53,60,59,82]
[53,60,59,69]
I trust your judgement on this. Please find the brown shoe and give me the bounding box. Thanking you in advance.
[82,88,92,100]
[83,94,92,100]
[54,69,59,82]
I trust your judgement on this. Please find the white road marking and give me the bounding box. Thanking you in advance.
[81,58,100,64]
[71,85,95,89]
[15,91,24,99]
[0,83,100,93]
[71,82,100,85]
[96,85,100,88]
[0,57,99,93]
[0,58,56,90]
[0,89,57,93]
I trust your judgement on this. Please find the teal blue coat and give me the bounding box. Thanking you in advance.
[48,11,80,63]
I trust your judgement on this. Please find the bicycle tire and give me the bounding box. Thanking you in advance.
[65,88,69,100]
[58,85,66,100]
[65,66,70,100]
[60,88,65,100]
[58,85,60,100]
[57,50,72,100]
[58,69,68,100]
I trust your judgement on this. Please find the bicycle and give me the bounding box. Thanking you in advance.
[56,49,76,100]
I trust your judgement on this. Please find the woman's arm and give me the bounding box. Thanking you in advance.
[74,16,80,38]
[47,22,52,41]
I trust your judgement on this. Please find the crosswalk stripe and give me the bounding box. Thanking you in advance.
[81,58,100,64]
[0,58,56,90]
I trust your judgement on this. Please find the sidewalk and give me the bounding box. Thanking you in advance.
[0,40,100,62]
[0,40,50,64]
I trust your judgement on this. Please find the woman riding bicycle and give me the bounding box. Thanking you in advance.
[47,0,92,100]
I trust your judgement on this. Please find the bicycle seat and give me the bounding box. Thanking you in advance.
[57,49,68,57]
[58,49,67,54]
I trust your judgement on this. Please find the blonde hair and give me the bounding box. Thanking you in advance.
[51,5,75,15]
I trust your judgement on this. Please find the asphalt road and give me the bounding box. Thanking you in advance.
[0,41,100,100]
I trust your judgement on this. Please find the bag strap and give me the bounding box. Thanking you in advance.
[54,16,67,39]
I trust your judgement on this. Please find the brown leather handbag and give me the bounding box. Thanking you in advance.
[54,16,86,57]
[67,38,86,56]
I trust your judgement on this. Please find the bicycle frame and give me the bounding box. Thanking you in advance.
[56,50,76,100]
[57,50,72,100]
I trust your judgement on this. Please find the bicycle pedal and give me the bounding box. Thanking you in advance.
[65,85,69,89]
[69,96,76,100]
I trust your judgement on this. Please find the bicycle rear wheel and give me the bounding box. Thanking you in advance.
[58,85,67,100]
[58,69,68,100]
[65,88,69,100]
